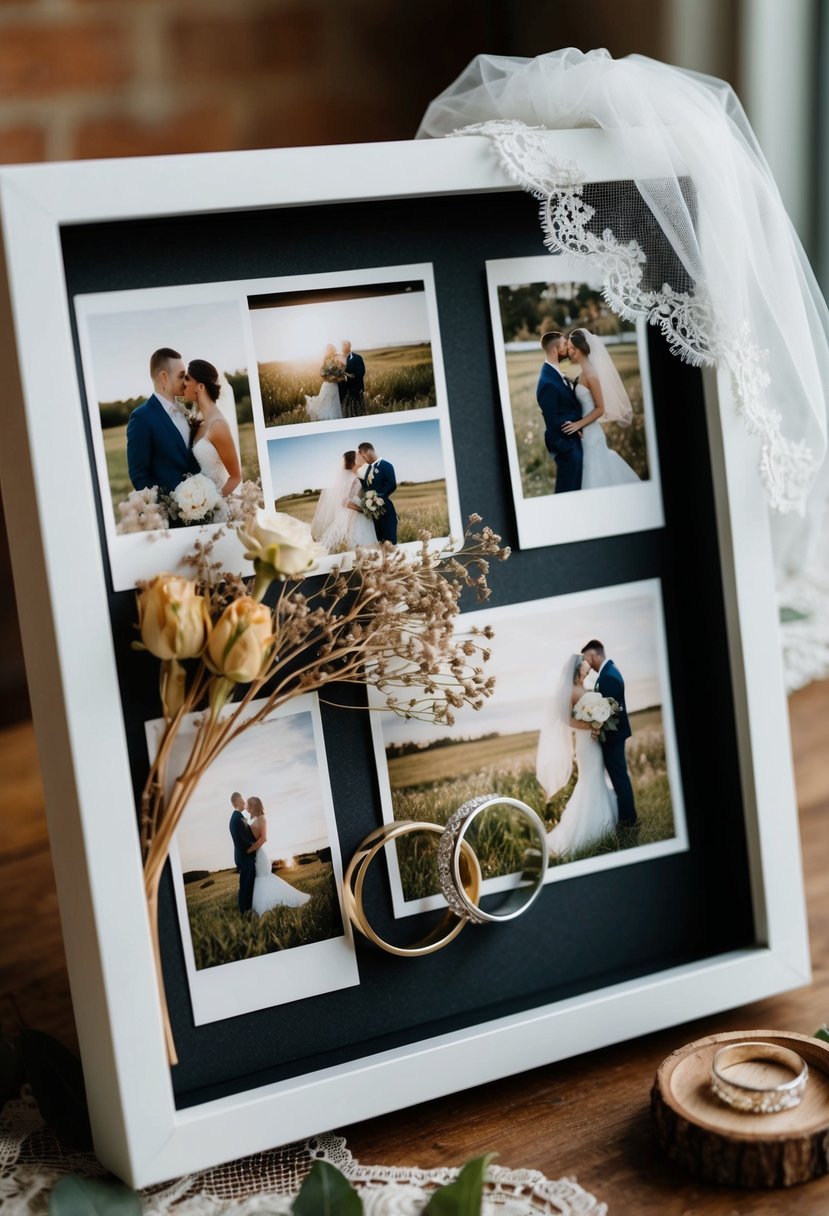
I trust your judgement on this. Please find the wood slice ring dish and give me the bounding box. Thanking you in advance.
[651,1030,829,1188]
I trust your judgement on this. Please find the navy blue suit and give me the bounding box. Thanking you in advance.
[594,660,637,825]
[229,810,256,913]
[366,459,398,543]
[339,352,366,416]
[126,394,199,493]
[535,363,583,493]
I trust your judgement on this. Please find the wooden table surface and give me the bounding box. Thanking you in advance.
[3,681,829,1212]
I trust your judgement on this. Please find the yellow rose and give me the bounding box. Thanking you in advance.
[206,597,274,683]
[239,508,323,581]
[137,574,209,661]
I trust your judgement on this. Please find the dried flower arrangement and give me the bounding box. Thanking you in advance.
[134,508,509,1061]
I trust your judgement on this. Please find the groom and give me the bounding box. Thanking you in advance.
[126,347,199,493]
[357,441,398,543]
[536,332,583,493]
[228,791,256,914]
[581,640,638,829]
[339,339,366,417]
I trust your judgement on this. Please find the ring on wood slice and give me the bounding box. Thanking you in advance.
[651,1030,829,1188]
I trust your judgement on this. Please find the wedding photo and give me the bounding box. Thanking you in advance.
[249,268,442,428]
[267,417,460,560]
[486,255,664,549]
[75,289,265,590]
[368,579,687,918]
[146,696,359,1025]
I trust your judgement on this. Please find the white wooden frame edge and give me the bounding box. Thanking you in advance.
[0,133,809,1188]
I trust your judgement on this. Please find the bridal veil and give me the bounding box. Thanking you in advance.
[418,48,829,685]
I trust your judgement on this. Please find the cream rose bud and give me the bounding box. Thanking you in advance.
[137,574,209,661]
[239,508,323,579]
[206,597,274,683]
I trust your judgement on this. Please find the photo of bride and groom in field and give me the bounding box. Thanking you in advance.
[370,581,686,917]
[79,299,260,535]
[157,700,359,1025]
[249,274,438,429]
[487,255,664,549]
[269,418,456,558]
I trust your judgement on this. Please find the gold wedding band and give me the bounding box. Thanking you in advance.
[710,1041,809,1113]
[343,821,482,957]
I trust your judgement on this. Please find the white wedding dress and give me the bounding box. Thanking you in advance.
[192,434,230,491]
[191,431,231,521]
[576,384,640,490]
[312,466,378,553]
[320,478,378,552]
[546,728,618,858]
[251,827,311,917]
[305,379,342,422]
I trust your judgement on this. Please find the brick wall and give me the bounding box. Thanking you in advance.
[0,0,510,163]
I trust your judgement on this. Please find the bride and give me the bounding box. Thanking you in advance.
[182,359,242,497]
[305,344,344,422]
[311,449,378,552]
[246,797,311,917]
[560,329,640,489]
[536,653,617,857]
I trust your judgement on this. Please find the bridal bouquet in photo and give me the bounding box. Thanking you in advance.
[135,507,508,1061]
[361,488,386,520]
[320,355,345,382]
[165,471,223,525]
[573,690,621,742]
[116,477,263,533]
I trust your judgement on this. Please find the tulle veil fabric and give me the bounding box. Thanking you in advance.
[536,653,581,800]
[311,463,356,541]
[417,48,829,597]
[215,372,240,454]
[571,328,632,425]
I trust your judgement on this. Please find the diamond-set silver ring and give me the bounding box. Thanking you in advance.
[437,794,549,924]
[710,1041,809,1114]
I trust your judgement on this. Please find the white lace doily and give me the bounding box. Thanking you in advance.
[0,1093,607,1215]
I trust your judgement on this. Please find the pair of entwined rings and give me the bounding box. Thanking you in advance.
[343,795,549,956]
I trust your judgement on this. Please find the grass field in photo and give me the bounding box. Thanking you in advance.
[276,478,450,545]
[183,857,341,970]
[386,707,674,901]
[103,420,259,519]
[259,345,436,427]
[507,344,649,498]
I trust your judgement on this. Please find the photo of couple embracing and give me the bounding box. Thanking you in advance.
[310,441,398,552]
[269,416,454,561]
[536,328,641,495]
[79,297,260,541]
[372,583,686,917]
[126,347,242,514]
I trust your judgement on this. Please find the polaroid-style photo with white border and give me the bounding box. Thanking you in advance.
[75,285,265,592]
[249,268,440,431]
[145,694,359,1026]
[486,255,664,549]
[369,578,687,919]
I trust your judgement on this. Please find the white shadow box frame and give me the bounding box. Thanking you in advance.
[0,133,808,1187]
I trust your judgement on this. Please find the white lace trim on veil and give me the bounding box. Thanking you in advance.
[417,49,829,689]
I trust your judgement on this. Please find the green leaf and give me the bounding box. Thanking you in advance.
[292,1160,363,1216]
[815,1025,829,1043]
[0,1037,24,1108]
[780,606,810,623]
[19,1029,93,1151]
[49,1175,140,1216]
[424,1153,497,1215]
